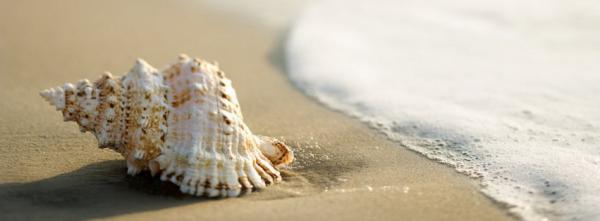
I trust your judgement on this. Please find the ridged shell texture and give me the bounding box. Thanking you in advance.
[40,54,294,197]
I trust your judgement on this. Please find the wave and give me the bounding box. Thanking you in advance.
[285,0,600,220]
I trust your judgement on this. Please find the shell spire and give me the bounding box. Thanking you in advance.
[40,86,66,110]
[40,55,294,198]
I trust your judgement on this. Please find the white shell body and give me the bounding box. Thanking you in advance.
[40,55,293,197]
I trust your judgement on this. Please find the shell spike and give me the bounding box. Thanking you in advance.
[63,83,76,91]
[77,79,91,86]
[134,58,147,67]
[130,58,157,76]
[102,71,113,78]
[178,53,190,61]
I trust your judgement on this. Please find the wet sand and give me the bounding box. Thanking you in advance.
[0,0,516,220]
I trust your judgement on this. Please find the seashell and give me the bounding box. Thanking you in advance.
[40,54,294,197]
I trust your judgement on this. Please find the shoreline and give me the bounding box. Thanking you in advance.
[0,0,516,220]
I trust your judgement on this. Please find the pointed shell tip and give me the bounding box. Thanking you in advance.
[178,54,189,60]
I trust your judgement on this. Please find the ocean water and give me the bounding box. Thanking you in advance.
[199,0,314,27]
[285,0,600,220]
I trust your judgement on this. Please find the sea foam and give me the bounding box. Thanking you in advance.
[286,0,600,220]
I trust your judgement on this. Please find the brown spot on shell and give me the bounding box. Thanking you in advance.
[172,101,180,108]
[220,92,229,100]
[222,115,231,125]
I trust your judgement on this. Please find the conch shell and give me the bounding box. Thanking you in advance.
[40,54,294,197]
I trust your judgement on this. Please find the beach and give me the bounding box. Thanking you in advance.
[0,0,515,220]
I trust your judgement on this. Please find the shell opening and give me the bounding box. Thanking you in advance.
[255,136,294,167]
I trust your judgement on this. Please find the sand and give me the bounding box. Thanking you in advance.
[0,0,515,220]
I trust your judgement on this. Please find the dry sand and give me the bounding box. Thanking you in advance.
[0,0,516,220]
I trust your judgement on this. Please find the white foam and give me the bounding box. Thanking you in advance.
[286,0,600,220]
